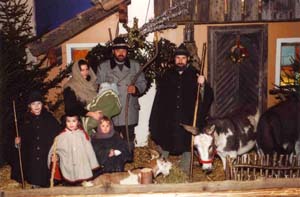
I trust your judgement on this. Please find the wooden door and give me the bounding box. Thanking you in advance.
[208,25,267,117]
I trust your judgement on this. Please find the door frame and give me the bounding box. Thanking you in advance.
[208,25,268,117]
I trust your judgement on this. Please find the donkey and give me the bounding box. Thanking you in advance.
[193,108,260,172]
[256,96,300,157]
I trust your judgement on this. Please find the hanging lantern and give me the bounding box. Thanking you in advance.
[184,23,194,43]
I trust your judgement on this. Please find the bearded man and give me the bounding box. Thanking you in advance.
[149,43,214,174]
[96,37,147,152]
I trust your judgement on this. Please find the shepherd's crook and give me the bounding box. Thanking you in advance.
[189,84,201,180]
[124,34,159,151]
[50,137,58,188]
[13,100,25,189]
[188,42,207,180]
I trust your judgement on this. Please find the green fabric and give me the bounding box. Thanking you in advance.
[82,90,121,135]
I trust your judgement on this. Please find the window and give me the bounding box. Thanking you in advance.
[66,43,99,64]
[275,38,300,86]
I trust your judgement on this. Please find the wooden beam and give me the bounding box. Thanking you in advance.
[3,178,300,197]
[100,0,126,10]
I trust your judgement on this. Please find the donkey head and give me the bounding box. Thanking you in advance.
[194,124,217,173]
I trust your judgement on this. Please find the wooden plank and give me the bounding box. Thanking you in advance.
[154,0,170,17]
[209,0,224,22]
[245,0,260,21]
[196,0,209,22]
[100,0,126,10]
[3,179,300,197]
[169,0,300,24]
[3,188,300,197]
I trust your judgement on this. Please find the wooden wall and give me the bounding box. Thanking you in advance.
[155,0,300,24]
[157,21,300,108]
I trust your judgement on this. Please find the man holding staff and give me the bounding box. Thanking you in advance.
[149,43,213,174]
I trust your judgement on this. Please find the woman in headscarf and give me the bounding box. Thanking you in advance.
[63,59,121,135]
[63,59,102,121]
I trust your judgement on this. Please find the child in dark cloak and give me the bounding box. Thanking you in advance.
[12,90,60,188]
[92,116,132,173]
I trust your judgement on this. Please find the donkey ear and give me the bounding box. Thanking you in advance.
[207,125,215,134]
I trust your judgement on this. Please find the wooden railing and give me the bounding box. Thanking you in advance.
[226,153,300,181]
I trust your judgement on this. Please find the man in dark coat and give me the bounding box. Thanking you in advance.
[12,91,61,188]
[149,43,214,174]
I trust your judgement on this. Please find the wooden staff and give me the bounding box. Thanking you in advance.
[189,84,201,180]
[50,137,58,188]
[124,33,159,151]
[13,100,25,189]
[189,42,207,180]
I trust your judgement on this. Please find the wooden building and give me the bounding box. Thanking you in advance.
[2,0,300,196]
[26,0,131,102]
[155,0,300,116]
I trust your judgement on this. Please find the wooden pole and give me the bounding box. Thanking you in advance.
[189,42,206,180]
[124,33,159,151]
[12,101,25,189]
[50,137,58,188]
[108,28,113,42]
[189,84,201,180]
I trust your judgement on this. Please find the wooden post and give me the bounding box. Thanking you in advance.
[265,154,270,177]
[284,154,289,177]
[260,155,264,177]
[246,154,250,180]
[253,154,257,179]
[108,28,113,41]
[13,101,25,189]
[140,168,153,184]
[189,84,201,180]
[272,153,277,177]
[225,156,231,180]
[118,3,128,24]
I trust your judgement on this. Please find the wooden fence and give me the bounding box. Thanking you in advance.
[226,153,300,181]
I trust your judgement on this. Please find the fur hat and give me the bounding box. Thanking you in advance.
[27,90,43,104]
[174,43,190,57]
[112,37,129,50]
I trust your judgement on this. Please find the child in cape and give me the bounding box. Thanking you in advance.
[92,116,132,173]
[48,113,99,185]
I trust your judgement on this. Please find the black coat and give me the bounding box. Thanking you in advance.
[149,66,213,154]
[63,87,88,116]
[92,133,132,173]
[11,109,61,187]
